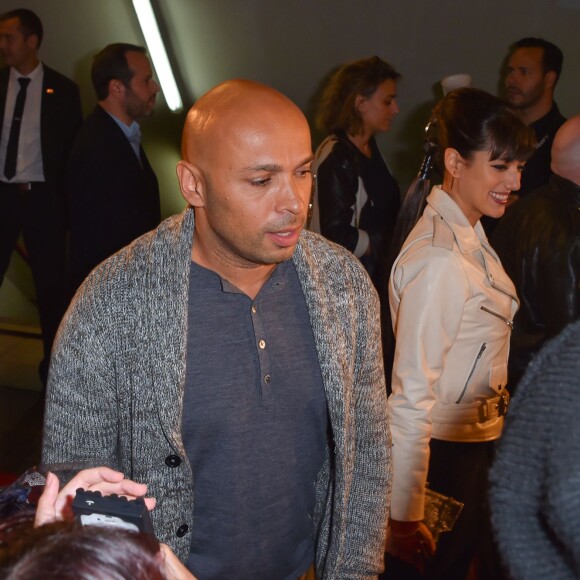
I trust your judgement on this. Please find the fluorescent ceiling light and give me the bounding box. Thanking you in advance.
[132,0,183,112]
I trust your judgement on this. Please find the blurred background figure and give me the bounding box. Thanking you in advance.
[491,115,580,394]
[0,8,82,387]
[384,88,535,580]
[66,43,161,296]
[503,37,565,200]
[310,55,401,289]
[489,318,580,580]
[440,73,471,96]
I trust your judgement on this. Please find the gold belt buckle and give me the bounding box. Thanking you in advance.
[495,391,510,417]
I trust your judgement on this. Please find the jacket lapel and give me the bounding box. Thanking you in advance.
[293,236,345,439]
[145,208,195,453]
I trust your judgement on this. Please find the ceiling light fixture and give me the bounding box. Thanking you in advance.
[132,0,183,112]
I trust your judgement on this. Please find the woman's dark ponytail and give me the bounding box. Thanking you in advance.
[387,121,438,267]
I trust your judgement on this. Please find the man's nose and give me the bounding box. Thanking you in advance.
[279,176,309,214]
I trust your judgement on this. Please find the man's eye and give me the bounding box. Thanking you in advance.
[297,169,312,178]
[251,178,271,187]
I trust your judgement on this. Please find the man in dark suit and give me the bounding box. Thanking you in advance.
[66,43,161,294]
[0,8,82,385]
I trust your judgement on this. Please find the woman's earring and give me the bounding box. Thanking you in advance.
[450,176,455,190]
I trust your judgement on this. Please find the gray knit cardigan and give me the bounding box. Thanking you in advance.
[42,208,391,579]
[489,318,580,579]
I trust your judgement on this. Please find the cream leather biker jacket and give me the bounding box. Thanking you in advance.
[388,186,518,521]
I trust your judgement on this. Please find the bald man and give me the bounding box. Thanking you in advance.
[491,115,580,393]
[42,80,391,579]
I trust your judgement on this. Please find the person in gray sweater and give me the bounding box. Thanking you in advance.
[42,79,391,580]
[489,318,580,579]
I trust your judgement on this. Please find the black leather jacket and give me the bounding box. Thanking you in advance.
[492,175,580,391]
[315,131,400,285]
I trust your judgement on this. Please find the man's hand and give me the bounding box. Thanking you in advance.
[35,467,156,527]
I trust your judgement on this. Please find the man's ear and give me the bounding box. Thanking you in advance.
[544,70,557,91]
[444,147,464,178]
[108,79,125,99]
[26,33,39,52]
[176,160,205,207]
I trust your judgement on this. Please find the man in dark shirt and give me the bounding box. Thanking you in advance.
[43,80,391,579]
[484,37,565,238]
[504,37,566,199]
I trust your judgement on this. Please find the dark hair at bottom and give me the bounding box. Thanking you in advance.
[0,514,164,580]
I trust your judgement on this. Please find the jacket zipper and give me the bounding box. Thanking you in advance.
[480,305,514,330]
[456,342,487,404]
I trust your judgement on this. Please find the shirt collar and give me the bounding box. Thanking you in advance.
[190,259,290,296]
[107,112,142,145]
[10,61,43,83]
[530,102,562,137]
[427,185,487,254]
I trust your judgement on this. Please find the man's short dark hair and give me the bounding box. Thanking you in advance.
[512,37,564,82]
[91,43,147,101]
[0,8,43,48]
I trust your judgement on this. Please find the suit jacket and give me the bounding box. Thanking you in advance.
[0,64,82,208]
[66,105,161,292]
[43,208,391,578]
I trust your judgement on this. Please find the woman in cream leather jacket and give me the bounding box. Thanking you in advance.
[385,88,536,580]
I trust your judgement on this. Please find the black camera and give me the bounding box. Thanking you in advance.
[72,488,154,535]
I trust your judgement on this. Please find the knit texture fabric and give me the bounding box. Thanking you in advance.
[42,207,392,579]
[489,318,580,579]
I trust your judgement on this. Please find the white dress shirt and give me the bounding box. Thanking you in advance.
[0,62,45,183]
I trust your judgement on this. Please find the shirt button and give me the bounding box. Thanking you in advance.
[258,339,266,349]
[251,305,257,314]
[264,375,271,383]
[165,454,181,468]
[176,524,189,537]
